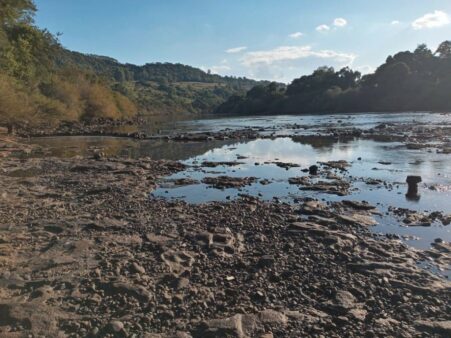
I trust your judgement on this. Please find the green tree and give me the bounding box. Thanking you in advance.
[435,41,451,58]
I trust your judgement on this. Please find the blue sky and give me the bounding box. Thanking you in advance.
[35,0,451,83]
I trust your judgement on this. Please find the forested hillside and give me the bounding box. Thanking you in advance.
[56,50,264,117]
[215,42,451,116]
[0,0,262,132]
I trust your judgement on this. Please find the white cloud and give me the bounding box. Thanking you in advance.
[240,45,356,66]
[289,32,303,39]
[225,46,247,54]
[333,18,347,27]
[412,10,450,30]
[356,65,375,74]
[391,20,400,25]
[316,24,330,32]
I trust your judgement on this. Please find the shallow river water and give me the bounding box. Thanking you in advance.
[27,112,451,255]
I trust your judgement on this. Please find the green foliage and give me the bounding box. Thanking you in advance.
[0,73,30,128]
[0,0,139,131]
[216,42,451,115]
[0,1,265,130]
[0,0,36,26]
[435,41,451,58]
[55,50,265,116]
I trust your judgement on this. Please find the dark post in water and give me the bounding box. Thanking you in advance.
[406,175,422,200]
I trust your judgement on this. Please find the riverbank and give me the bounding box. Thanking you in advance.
[0,137,450,337]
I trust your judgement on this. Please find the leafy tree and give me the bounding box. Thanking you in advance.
[435,41,451,58]
[216,41,451,115]
[414,43,433,58]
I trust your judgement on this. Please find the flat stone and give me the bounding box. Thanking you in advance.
[109,320,124,332]
[414,320,451,335]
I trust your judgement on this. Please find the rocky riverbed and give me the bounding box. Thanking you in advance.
[0,135,450,337]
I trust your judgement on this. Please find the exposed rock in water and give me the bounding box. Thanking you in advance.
[202,176,257,189]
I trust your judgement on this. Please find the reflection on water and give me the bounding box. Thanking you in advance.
[25,112,451,253]
[152,137,451,250]
[26,136,235,161]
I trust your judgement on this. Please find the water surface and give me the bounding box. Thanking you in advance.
[26,112,451,256]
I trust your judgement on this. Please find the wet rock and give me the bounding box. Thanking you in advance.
[309,165,318,175]
[337,213,377,226]
[201,161,244,168]
[273,162,300,170]
[163,178,200,187]
[288,176,310,185]
[202,176,256,189]
[342,200,376,211]
[299,180,350,196]
[319,160,350,170]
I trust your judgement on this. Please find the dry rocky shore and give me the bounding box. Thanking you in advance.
[0,136,450,337]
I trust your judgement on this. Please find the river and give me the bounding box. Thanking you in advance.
[25,112,451,257]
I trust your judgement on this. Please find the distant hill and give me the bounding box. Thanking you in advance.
[59,50,260,89]
[56,50,266,116]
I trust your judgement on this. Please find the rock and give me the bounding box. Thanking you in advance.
[201,161,245,168]
[273,162,300,170]
[143,333,192,338]
[335,290,357,310]
[131,262,146,274]
[258,310,288,325]
[414,320,451,335]
[93,151,105,160]
[200,310,288,337]
[201,313,243,337]
[257,255,275,268]
[100,281,152,302]
[337,213,377,226]
[173,277,190,290]
[161,250,195,275]
[349,308,367,321]
[342,200,376,210]
[195,231,243,257]
[109,320,124,332]
[259,333,273,338]
[202,176,256,189]
[288,176,310,185]
[309,165,318,175]
[318,160,350,170]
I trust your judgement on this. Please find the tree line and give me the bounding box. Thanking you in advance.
[0,0,262,132]
[215,42,451,116]
[0,0,140,132]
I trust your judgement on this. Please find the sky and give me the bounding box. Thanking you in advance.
[35,0,451,83]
